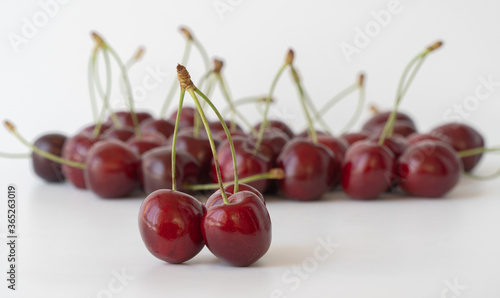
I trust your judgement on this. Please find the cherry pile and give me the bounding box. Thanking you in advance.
[2,28,497,266]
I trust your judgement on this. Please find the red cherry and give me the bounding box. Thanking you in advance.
[107,111,153,128]
[362,111,416,136]
[31,133,67,182]
[202,191,271,267]
[249,127,289,163]
[209,120,242,134]
[139,189,205,264]
[139,118,175,140]
[62,134,100,189]
[315,135,348,188]
[79,123,112,137]
[126,132,167,156]
[212,136,272,193]
[397,141,462,197]
[431,123,484,172]
[340,131,370,146]
[277,138,336,201]
[341,140,394,200]
[254,120,294,139]
[84,139,140,198]
[406,132,450,146]
[205,183,265,209]
[141,146,200,194]
[102,127,135,142]
[369,134,408,159]
[213,129,247,143]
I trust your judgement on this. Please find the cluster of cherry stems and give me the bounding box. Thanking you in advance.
[3,28,493,266]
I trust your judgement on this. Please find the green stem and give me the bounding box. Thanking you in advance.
[340,81,366,134]
[171,88,186,191]
[254,63,289,153]
[216,73,258,136]
[457,147,500,158]
[304,90,331,135]
[160,40,192,118]
[187,88,230,203]
[185,169,283,190]
[290,66,317,143]
[192,38,210,72]
[0,152,31,158]
[92,48,116,137]
[87,50,98,123]
[105,45,141,138]
[194,88,240,194]
[313,83,358,123]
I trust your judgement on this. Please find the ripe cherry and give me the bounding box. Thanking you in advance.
[139,118,176,140]
[62,134,100,189]
[32,133,67,182]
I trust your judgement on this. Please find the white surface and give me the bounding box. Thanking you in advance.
[1,0,500,297]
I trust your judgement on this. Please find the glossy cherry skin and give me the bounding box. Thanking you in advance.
[341,131,370,147]
[213,136,272,193]
[277,138,336,201]
[341,140,395,200]
[362,111,416,136]
[31,133,67,182]
[406,132,450,146]
[139,189,205,264]
[431,123,484,172]
[62,134,100,189]
[202,191,272,267]
[205,183,265,209]
[314,135,348,188]
[107,111,153,128]
[169,106,196,128]
[141,146,200,195]
[79,123,112,137]
[397,141,462,197]
[170,128,212,182]
[254,120,294,140]
[102,127,135,142]
[249,128,289,164]
[126,133,167,156]
[139,118,176,140]
[209,120,243,134]
[84,140,140,198]
[213,129,247,143]
[369,134,408,160]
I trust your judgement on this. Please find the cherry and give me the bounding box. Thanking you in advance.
[430,123,484,172]
[315,135,348,187]
[341,131,370,146]
[406,132,450,146]
[249,127,289,163]
[341,140,394,199]
[84,139,140,198]
[255,120,294,140]
[202,191,271,267]
[397,140,462,197]
[107,111,153,128]
[213,129,247,143]
[369,134,408,160]
[362,110,416,137]
[141,146,200,194]
[139,118,175,140]
[102,126,135,142]
[126,132,167,156]
[31,133,67,182]
[62,134,100,189]
[139,189,205,264]
[205,183,265,209]
[209,120,242,134]
[169,106,196,128]
[296,130,330,138]
[213,136,271,193]
[277,138,336,200]
[79,123,111,137]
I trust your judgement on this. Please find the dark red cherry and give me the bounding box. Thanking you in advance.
[139,118,175,140]
[430,123,484,172]
[169,106,196,128]
[341,140,394,200]
[212,136,271,193]
[205,183,265,209]
[141,146,200,194]
[201,191,271,267]
[362,111,416,135]
[209,120,243,134]
[341,131,370,146]
[314,135,348,188]
[139,189,205,264]
[249,128,289,163]
[254,120,294,139]
[84,140,140,198]
[79,123,112,137]
[369,134,408,160]
[126,133,167,156]
[107,111,153,128]
[277,138,336,201]
[31,133,67,182]
[397,141,462,197]
[406,132,450,146]
[102,127,135,142]
[213,129,247,143]
[296,130,329,138]
[170,128,212,182]
[62,134,100,189]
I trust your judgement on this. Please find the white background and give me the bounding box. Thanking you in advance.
[1,0,500,297]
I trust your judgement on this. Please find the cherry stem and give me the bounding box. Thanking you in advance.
[223,96,268,116]
[194,87,240,193]
[125,47,144,69]
[170,88,186,191]
[215,73,258,135]
[92,47,117,137]
[340,74,366,134]
[184,168,285,190]
[254,51,292,154]
[378,41,443,146]
[0,152,31,158]
[290,65,317,143]
[303,90,331,135]
[457,147,500,158]
[312,83,358,124]
[4,121,85,169]
[98,34,141,139]
[160,39,193,118]
[88,46,99,123]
